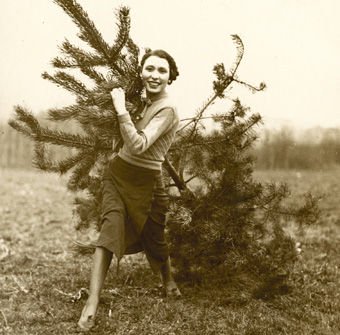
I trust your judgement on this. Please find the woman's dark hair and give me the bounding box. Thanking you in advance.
[140,49,179,84]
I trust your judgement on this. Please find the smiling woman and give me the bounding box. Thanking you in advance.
[78,49,181,332]
[140,49,179,88]
[142,56,170,93]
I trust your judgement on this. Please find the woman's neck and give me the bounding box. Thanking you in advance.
[146,89,168,102]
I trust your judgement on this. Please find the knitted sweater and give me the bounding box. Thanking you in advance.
[117,92,179,170]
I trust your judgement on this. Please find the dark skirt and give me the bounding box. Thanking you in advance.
[95,155,169,267]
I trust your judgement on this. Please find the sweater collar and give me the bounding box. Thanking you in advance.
[136,90,169,122]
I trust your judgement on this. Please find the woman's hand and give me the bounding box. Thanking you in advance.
[110,88,127,115]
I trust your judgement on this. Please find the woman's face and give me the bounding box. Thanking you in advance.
[141,55,170,95]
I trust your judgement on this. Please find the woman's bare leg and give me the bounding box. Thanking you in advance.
[78,247,113,329]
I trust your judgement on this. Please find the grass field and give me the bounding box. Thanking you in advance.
[0,168,339,334]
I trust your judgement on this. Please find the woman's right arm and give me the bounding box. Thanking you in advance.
[110,88,177,155]
[117,108,175,155]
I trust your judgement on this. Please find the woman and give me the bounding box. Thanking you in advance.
[78,49,181,331]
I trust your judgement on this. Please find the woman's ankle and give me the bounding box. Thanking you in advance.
[160,257,173,282]
[86,295,100,308]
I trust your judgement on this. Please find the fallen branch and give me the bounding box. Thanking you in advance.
[54,287,89,302]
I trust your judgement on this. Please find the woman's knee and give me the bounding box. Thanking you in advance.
[141,217,169,262]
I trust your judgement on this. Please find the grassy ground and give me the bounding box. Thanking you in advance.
[0,168,339,334]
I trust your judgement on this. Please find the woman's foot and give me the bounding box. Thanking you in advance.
[164,280,182,298]
[160,258,181,298]
[78,298,99,332]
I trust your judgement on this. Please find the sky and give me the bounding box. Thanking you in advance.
[0,0,339,129]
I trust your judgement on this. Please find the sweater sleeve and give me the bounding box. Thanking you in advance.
[117,108,175,155]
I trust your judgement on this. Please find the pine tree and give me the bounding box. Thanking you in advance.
[9,0,144,231]
[9,0,319,297]
[167,96,319,296]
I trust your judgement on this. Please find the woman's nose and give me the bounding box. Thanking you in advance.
[150,71,159,79]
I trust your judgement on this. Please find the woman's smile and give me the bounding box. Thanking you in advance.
[148,81,161,88]
[141,55,170,95]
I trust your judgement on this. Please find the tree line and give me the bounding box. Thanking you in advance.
[0,117,340,170]
[253,126,340,170]
[1,121,340,170]
[0,116,79,169]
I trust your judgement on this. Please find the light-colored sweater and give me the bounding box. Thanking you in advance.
[117,92,179,170]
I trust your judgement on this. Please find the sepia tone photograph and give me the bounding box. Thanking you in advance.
[0,0,339,334]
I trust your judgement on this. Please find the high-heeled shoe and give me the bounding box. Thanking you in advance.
[78,305,96,332]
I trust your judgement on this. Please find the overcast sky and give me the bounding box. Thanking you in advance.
[0,0,339,129]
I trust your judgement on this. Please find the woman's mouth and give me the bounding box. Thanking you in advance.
[148,81,160,88]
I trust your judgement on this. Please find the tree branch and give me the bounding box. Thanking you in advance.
[173,116,261,151]
[176,35,253,136]
[163,157,190,192]
[233,79,266,92]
